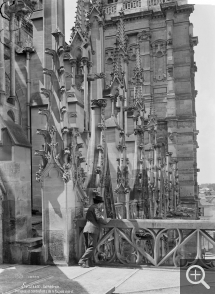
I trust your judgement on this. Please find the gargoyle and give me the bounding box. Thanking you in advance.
[87,72,106,81]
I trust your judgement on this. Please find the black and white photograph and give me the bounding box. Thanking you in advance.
[0,0,215,293]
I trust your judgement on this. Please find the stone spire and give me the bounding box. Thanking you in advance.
[75,0,86,31]
[111,9,127,83]
[149,91,156,122]
[117,9,127,53]
[88,0,103,15]
[91,0,102,7]
[132,43,144,109]
[112,48,122,81]
[70,0,90,44]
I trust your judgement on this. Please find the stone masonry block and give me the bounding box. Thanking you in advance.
[46,230,65,262]
[43,208,68,231]
[173,24,189,47]
[178,160,194,170]
[175,82,191,95]
[177,135,193,144]
[180,185,195,198]
[174,50,190,65]
[174,66,190,80]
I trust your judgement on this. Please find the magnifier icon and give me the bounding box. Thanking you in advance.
[186,265,210,289]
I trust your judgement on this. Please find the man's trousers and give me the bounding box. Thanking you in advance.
[79,232,98,264]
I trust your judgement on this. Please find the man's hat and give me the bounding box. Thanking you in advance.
[93,196,104,203]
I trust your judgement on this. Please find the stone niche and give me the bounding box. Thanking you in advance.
[0,118,32,263]
[152,40,167,83]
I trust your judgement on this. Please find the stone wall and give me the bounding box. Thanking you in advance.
[31,107,47,213]
[29,1,198,215]
[41,167,82,265]
[103,2,198,207]
[0,146,31,263]
[0,187,4,264]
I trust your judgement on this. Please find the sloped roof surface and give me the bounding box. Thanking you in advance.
[3,119,31,148]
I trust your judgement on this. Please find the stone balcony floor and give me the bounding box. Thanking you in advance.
[0,263,207,294]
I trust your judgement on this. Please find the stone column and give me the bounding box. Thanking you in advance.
[0,0,5,110]
[41,128,82,265]
[23,41,35,140]
[165,10,178,159]
[26,50,31,139]
[82,57,89,131]
[85,14,105,201]
[0,190,3,264]
[97,21,104,100]
[43,0,65,87]
[137,28,151,116]
[8,12,16,104]
[86,100,104,200]
[41,165,74,265]
[99,21,104,75]
[124,57,129,135]
[70,59,76,87]
[87,60,93,132]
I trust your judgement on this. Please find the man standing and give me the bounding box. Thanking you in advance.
[78,196,111,268]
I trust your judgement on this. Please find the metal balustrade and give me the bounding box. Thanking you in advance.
[103,1,142,15]
[104,0,181,15]
[77,219,215,268]
[103,5,117,15]
[148,0,169,6]
[123,1,142,10]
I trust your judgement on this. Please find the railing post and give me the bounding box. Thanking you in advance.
[197,229,202,259]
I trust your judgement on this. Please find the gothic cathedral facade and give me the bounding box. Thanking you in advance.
[0,0,198,265]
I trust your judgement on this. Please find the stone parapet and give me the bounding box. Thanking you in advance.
[104,0,190,20]
[76,218,215,267]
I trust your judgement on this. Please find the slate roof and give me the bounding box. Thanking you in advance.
[2,118,31,148]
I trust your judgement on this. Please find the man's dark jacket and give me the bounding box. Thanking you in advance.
[83,204,108,234]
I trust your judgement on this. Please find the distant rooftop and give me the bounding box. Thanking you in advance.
[200,188,215,192]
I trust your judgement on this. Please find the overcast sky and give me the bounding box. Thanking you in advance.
[64,0,215,184]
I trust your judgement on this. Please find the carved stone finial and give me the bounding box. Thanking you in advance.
[91,98,107,108]
[43,68,55,77]
[45,48,56,58]
[57,46,64,56]
[87,72,106,81]
[36,129,51,142]
[23,37,35,53]
[38,109,50,120]
[41,88,52,99]
[58,66,65,76]
[52,27,64,39]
